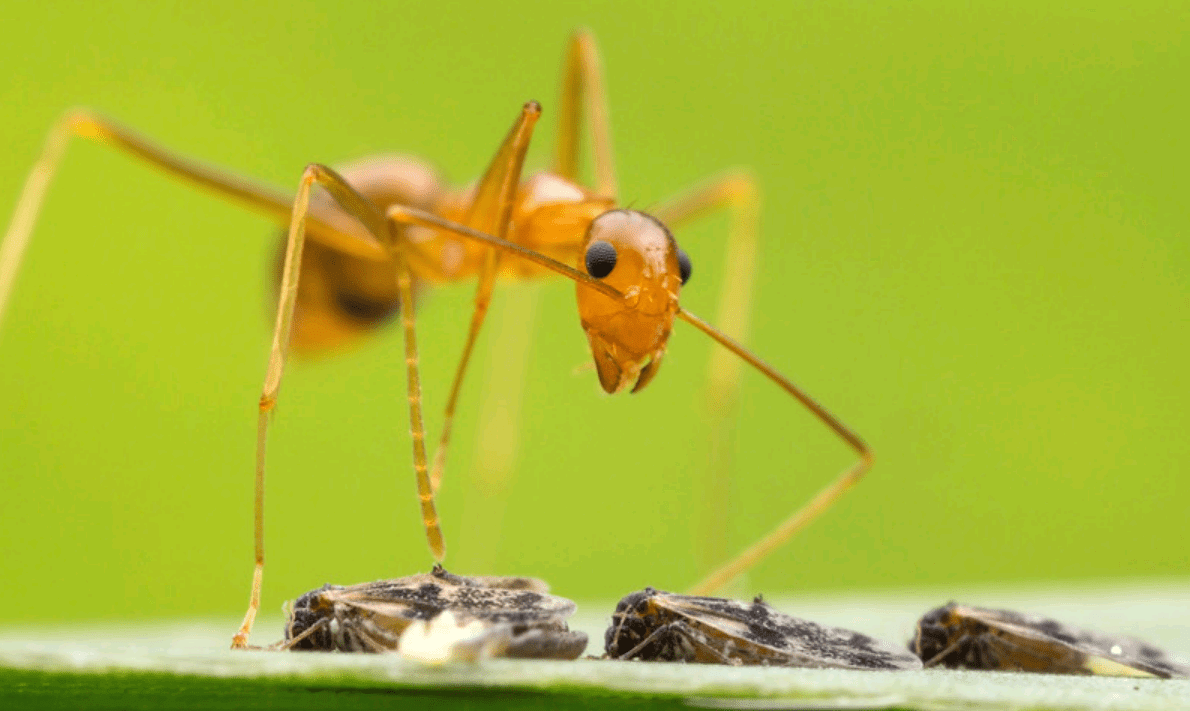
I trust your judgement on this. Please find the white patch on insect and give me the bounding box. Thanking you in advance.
[329,617,343,648]
[1111,645,1123,656]
[397,610,506,664]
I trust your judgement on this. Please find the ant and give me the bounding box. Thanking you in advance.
[0,32,872,649]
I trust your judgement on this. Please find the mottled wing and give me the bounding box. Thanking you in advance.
[437,584,577,624]
[659,594,922,670]
[957,606,1190,679]
[334,576,576,625]
[425,566,552,594]
[284,569,579,655]
[465,575,551,593]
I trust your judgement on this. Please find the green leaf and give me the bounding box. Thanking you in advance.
[3,583,1187,710]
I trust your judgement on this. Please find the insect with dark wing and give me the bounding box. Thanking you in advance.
[605,588,921,670]
[283,565,588,660]
[911,602,1190,679]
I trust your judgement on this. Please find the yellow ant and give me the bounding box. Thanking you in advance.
[0,32,872,649]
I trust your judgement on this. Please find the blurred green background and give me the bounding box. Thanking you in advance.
[0,1,1186,628]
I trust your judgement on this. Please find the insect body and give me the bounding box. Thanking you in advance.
[911,603,1190,678]
[285,565,588,660]
[605,588,922,670]
[0,32,875,649]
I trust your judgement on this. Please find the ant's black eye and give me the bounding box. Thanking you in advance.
[585,240,617,278]
[677,249,692,285]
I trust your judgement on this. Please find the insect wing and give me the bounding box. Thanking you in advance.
[285,570,586,656]
[336,578,585,660]
[952,606,1190,679]
[334,576,576,626]
[1076,636,1190,679]
[656,594,922,670]
[419,565,553,594]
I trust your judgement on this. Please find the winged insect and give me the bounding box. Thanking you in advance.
[605,588,921,670]
[911,602,1190,678]
[283,564,588,660]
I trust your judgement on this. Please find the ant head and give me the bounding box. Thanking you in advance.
[576,209,691,394]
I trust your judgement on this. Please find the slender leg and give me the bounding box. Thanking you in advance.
[660,177,874,595]
[0,110,386,335]
[428,102,541,493]
[650,172,760,578]
[920,636,968,668]
[433,33,615,496]
[457,286,538,568]
[231,163,436,649]
[275,171,443,570]
[273,617,330,651]
[393,234,442,575]
[678,310,873,595]
[387,206,873,595]
[612,621,736,664]
[429,251,495,494]
[0,117,69,332]
[552,30,618,199]
[0,113,437,648]
[432,31,617,490]
[389,204,594,540]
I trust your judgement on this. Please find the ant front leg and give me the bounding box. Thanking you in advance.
[432,26,620,498]
[655,170,873,596]
[429,101,540,495]
[677,308,873,596]
[651,172,761,580]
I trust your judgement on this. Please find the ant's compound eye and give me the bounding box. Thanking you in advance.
[585,240,618,278]
[677,249,692,285]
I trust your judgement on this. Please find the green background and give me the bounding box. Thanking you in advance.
[0,0,1186,630]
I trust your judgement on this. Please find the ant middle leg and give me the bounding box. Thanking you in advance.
[233,163,440,648]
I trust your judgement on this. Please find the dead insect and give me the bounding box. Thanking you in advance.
[605,588,922,670]
[283,564,588,660]
[910,602,1190,679]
